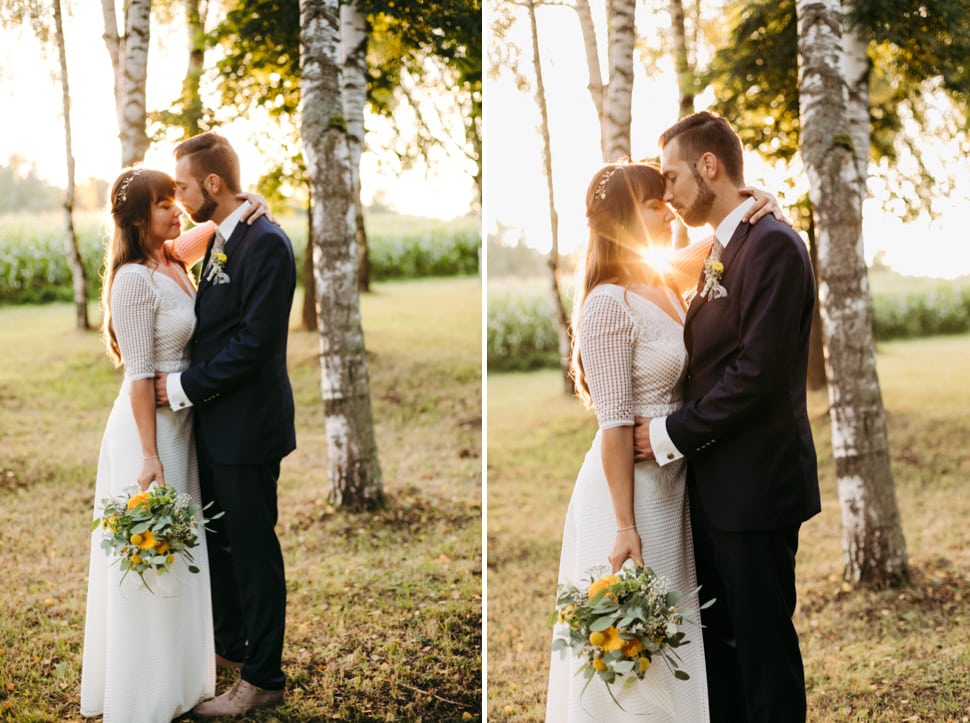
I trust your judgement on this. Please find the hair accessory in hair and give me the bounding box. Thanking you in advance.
[594,161,627,200]
[116,169,145,206]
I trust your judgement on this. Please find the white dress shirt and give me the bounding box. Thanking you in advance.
[649,196,756,465]
[166,201,251,412]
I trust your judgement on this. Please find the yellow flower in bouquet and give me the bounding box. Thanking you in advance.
[550,564,714,709]
[92,484,222,592]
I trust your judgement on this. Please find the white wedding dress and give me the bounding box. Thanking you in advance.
[546,284,710,722]
[81,264,215,722]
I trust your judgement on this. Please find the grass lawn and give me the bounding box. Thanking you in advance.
[487,334,970,721]
[0,277,482,722]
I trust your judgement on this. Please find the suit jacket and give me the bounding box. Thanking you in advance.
[666,216,821,532]
[182,215,297,466]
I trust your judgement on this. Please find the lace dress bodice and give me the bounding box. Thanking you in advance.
[578,284,688,427]
[111,264,196,378]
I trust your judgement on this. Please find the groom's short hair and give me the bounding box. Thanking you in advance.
[659,111,744,186]
[174,132,242,194]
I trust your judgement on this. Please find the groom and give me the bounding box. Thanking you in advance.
[634,111,821,722]
[155,132,296,715]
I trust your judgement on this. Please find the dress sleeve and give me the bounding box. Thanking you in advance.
[170,221,216,267]
[665,237,714,296]
[111,267,158,381]
[579,290,636,430]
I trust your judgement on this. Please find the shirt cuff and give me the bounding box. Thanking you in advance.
[166,372,193,411]
[650,416,683,466]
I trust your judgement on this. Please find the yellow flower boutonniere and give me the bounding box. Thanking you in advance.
[700,258,727,300]
[206,251,230,284]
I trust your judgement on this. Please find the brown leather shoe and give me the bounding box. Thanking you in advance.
[215,653,243,671]
[192,679,284,716]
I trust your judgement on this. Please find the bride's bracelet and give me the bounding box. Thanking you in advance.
[617,524,637,533]
[144,455,160,461]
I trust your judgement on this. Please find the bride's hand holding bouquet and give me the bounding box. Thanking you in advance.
[551,563,714,709]
[93,483,222,592]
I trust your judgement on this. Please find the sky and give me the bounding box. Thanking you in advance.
[0,6,475,219]
[485,2,970,279]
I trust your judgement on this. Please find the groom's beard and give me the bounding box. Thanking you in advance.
[187,186,219,224]
[677,168,717,227]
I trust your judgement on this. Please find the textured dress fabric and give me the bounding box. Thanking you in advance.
[546,283,710,722]
[81,264,215,722]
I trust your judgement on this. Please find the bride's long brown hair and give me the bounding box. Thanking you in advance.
[569,162,667,407]
[101,168,185,366]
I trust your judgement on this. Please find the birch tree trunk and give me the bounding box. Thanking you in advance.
[574,0,605,153]
[843,24,870,185]
[300,0,383,510]
[180,0,206,136]
[669,0,694,118]
[603,0,634,161]
[526,0,571,393]
[101,0,124,136]
[668,0,693,247]
[302,196,317,331]
[796,0,908,586]
[120,0,151,165]
[102,0,151,165]
[340,0,370,292]
[54,0,89,330]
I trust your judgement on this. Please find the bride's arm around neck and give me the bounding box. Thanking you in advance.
[664,236,714,295]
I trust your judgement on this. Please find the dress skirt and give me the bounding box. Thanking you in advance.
[80,377,215,722]
[545,430,710,722]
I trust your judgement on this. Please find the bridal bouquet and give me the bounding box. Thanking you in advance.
[551,564,713,704]
[92,484,221,592]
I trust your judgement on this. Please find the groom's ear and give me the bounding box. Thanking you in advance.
[204,173,224,194]
[698,152,718,180]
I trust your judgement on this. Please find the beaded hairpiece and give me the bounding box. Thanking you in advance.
[594,164,624,200]
[115,169,144,206]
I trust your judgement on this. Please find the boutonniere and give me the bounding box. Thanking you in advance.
[700,258,727,300]
[205,251,230,285]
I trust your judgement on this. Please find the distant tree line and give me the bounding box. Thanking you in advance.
[0,158,108,213]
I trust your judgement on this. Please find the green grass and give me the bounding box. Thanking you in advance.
[487,334,970,721]
[0,277,482,722]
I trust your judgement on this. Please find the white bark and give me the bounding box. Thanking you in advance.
[603,0,634,161]
[339,0,369,290]
[796,0,908,586]
[120,0,151,166]
[54,0,88,330]
[300,0,383,509]
[842,23,870,187]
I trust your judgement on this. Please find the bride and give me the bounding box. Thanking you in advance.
[545,161,782,721]
[80,167,270,722]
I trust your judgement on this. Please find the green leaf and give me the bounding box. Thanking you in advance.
[613,660,635,674]
[674,669,690,681]
[589,615,616,632]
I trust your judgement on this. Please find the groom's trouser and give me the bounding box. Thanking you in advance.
[197,429,287,691]
[689,483,805,723]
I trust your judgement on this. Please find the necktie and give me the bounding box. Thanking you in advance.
[204,231,226,282]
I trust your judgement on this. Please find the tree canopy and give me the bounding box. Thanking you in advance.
[705,0,970,221]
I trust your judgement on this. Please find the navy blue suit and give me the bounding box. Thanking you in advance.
[183,215,296,691]
[666,215,820,722]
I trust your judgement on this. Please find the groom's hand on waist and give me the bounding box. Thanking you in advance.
[633,417,655,462]
[154,372,169,407]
